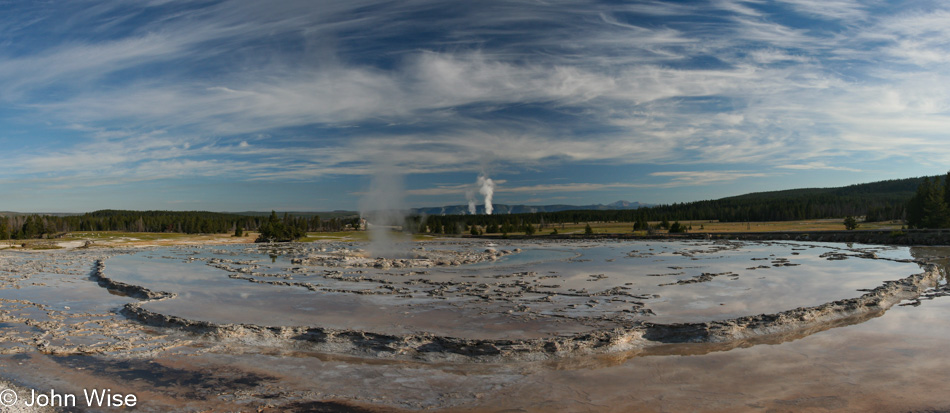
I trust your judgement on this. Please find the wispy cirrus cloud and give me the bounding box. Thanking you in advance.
[649,171,773,185]
[2,0,950,210]
[775,0,870,21]
[777,162,861,172]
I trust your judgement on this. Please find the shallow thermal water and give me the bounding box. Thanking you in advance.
[0,240,948,412]
[101,239,922,338]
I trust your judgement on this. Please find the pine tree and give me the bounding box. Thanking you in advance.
[843,216,858,230]
[922,179,950,228]
[524,223,536,236]
[944,172,950,209]
[907,175,950,228]
[669,221,686,233]
[256,211,303,242]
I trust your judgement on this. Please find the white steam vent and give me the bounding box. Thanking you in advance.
[477,174,494,215]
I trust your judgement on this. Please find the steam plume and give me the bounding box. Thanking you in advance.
[477,174,494,215]
[466,189,477,215]
[358,163,408,258]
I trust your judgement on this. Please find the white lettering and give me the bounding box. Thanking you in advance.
[82,389,137,407]
[25,389,75,407]
[83,389,106,406]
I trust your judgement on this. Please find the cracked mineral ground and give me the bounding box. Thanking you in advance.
[1,239,950,412]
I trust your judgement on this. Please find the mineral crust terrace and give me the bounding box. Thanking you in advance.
[288,246,518,269]
[100,256,941,362]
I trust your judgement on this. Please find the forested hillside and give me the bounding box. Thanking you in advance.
[0,176,934,240]
[420,176,927,233]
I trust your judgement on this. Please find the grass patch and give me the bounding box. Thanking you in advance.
[299,231,369,242]
[475,219,905,236]
[1,219,908,248]
[26,245,64,250]
[59,231,194,242]
[51,231,256,246]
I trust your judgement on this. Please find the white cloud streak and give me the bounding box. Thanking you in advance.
[1,0,950,199]
[777,162,861,172]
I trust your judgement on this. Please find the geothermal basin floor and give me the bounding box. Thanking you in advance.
[0,239,947,411]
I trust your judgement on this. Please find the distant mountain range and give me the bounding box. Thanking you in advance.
[0,174,932,221]
[411,200,652,216]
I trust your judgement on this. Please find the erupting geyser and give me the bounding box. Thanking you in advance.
[464,173,495,215]
[477,174,494,215]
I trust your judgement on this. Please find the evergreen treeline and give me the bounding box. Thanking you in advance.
[907,173,950,228]
[256,211,308,242]
[419,176,927,233]
[0,175,940,241]
[0,210,361,240]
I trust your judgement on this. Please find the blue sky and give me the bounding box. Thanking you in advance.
[2,0,950,212]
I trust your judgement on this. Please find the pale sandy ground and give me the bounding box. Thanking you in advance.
[54,241,85,249]
[0,380,53,413]
[2,233,260,251]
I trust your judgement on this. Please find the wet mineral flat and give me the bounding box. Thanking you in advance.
[0,240,946,412]
[102,239,921,338]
